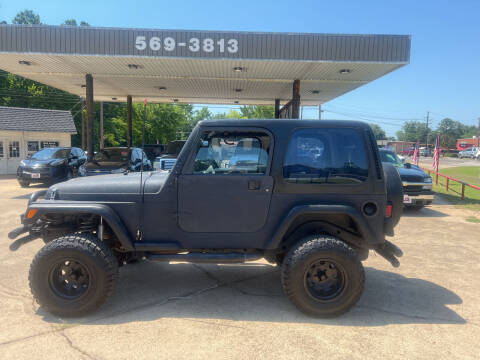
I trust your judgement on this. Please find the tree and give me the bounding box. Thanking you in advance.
[62,19,90,26]
[239,105,275,119]
[62,19,77,26]
[12,10,41,25]
[396,120,431,143]
[0,20,7,25]
[369,123,387,140]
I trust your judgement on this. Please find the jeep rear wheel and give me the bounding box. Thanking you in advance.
[281,236,364,317]
[29,233,118,317]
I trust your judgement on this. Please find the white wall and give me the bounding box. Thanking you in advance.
[0,130,73,174]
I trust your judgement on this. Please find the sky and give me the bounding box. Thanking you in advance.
[0,0,479,137]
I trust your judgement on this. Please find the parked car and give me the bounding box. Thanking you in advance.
[153,140,186,171]
[82,147,151,176]
[379,149,434,210]
[16,147,86,187]
[10,119,404,318]
[143,144,166,163]
[459,147,478,159]
[475,148,480,160]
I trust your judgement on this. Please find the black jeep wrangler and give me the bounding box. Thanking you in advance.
[9,119,403,318]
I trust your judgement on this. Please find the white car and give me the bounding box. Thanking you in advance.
[459,147,477,159]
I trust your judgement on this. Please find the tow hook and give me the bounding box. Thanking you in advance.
[9,233,39,251]
[375,240,403,268]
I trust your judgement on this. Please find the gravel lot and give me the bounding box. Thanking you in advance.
[0,176,479,360]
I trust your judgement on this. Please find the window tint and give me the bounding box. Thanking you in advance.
[380,151,402,167]
[94,149,129,162]
[283,128,368,184]
[193,131,270,175]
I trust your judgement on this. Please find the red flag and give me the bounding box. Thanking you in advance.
[144,98,147,106]
[433,134,440,172]
[412,140,419,165]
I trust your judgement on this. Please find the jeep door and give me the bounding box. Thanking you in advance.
[178,128,274,233]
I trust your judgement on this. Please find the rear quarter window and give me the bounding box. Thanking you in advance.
[283,128,369,184]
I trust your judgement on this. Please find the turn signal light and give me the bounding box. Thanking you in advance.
[385,204,393,218]
[26,209,38,219]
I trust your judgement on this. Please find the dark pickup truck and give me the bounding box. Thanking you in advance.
[9,119,403,318]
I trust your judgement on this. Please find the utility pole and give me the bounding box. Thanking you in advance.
[425,111,430,151]
[319,105,322,120]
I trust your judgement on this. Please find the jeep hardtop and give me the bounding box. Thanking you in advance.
[9,119,404,318]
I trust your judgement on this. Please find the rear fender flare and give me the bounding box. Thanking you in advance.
[267,205,377,250]
[28,202,134,251]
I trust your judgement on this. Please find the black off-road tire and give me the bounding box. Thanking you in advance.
[29,233,119,317]
[281,235,365,318]
[19,180,29,188]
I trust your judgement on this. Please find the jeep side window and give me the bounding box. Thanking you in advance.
[193,131,270,175]
[283,128,368,184]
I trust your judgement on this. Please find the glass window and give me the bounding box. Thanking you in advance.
[0,141,3,158]
[9,141,20,158]
[27,141,39,153]
[283,128,368,184]
[31,148,70,160]
[380,150,403,167]
[193,131,270,175]
[94,148,129,162]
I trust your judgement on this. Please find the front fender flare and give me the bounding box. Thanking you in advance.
[266,204,378,250]
[27,201,134,251]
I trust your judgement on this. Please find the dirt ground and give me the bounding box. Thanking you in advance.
[0,175,479,360]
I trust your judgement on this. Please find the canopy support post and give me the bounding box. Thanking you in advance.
[85,74,94,160]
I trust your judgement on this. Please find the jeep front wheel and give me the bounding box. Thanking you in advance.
[29,233,118,317]
[281,236,364,317]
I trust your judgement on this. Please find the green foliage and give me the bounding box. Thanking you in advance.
[62,19,77,26]
[62,19,90,27]
[0,20,7,25]
[396,120,432,143]
[239,105,275,119]
[12,10,41,25]
[369,123,387,140]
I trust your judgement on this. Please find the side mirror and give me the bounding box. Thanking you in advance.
[404,162,412,169]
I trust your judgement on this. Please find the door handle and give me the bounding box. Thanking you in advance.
[248,180,261,190]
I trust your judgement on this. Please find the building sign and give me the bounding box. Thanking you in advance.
[135,36,238,54]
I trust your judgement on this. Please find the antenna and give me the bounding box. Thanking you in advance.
[140,99,147,194]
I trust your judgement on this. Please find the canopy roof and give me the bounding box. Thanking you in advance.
[0,25,410,105]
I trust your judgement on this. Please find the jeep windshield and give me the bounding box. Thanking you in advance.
[31,148,70,160]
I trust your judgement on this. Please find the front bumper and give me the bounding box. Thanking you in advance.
[403,188,435,206]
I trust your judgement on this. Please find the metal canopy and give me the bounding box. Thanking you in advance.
[0,25,410,106]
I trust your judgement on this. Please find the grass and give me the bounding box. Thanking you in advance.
[466,217,480,223]
[427,166,480,212]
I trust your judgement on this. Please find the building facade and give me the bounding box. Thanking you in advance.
[0,107,76,174]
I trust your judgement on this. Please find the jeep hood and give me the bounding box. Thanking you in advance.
[47,171,169,201]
